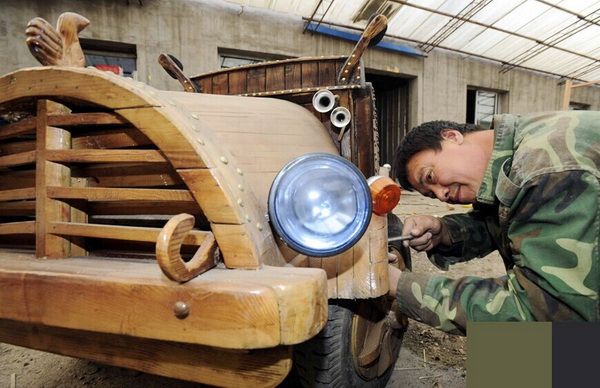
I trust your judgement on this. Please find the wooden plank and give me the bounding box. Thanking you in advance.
[0,170,35,190]
[0,221,35,235]
[49,221,210,245]
[88,201,201,216]
[0,139,35,155]
[0,187,35,201]
[211,223,262,268]
[228,70,247,95]
[197,77,212,94]
[0,200,35,216]
[0,67,153,110]
[116,106,205,169]
[0,256,282,348]
[48,112,128,127]
[212,73,229,94]
[353,89,375,176]
[266,65,285,91]
[71,128,152,149]
[46,149,167,163]
[0,320,292,387]
[0,117,36,141]
[0,150,36,167]
[0,254,328,350]
[247,67,266,93]
[47,186,194,202]
[284,63,302,90]
[35,100,71,258]
[318,61,337,86]
[301,62,319,88]
[74,163,183,188]
[177,168,243,224]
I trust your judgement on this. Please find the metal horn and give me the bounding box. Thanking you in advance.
[312,89,337,113]
[330,106,351,128]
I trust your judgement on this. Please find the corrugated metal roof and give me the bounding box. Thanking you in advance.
[225,0,600,82]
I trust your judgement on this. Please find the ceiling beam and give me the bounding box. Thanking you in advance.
[304,18,592,83]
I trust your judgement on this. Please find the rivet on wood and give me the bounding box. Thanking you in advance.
[246,215,252,223]
[173,301,189,319]
[238,184,244,192]
[341,78,346,81]
[191,113,199,120]
[236,168,243,176]
[196,138,204,145]
[237,198,244,207]
[256,223,263,231]
[220,156,229,164]
[191,124,199,131]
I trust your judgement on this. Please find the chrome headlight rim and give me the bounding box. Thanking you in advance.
[268,152,372,257]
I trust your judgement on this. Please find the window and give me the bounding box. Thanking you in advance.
[217,49,288,69]
[80,39,137,78]
[466,89,504,128]
[219,55,263,69]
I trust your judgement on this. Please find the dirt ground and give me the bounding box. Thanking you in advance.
[0,192,506,387]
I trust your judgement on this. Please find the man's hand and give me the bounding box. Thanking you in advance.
[401,215,451,251]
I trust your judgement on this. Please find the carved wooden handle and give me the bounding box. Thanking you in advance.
[158,53,199,93]
[156,213,217,282]
[337,14,388,84]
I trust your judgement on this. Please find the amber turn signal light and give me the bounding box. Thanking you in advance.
[367,175,401,216]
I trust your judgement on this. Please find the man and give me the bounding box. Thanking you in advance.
[388,112,599,335]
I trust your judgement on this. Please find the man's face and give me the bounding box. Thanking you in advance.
[405,129,487,204]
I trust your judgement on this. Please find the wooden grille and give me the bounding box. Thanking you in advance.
[0,99,205,259]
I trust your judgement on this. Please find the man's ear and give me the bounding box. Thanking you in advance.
[440,129,464,144]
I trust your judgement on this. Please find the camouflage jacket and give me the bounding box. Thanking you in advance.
[396,111,599,335]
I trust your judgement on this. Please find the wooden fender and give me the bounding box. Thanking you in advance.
[0,67,337,268]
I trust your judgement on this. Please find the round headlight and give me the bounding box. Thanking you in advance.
[268,153,372,257]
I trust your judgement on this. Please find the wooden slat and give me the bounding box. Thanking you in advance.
[0,200,35,216]
[88,200,200,216]
[46,149,167,163]
[47,186,194,202]
[0,170,35,190]
[301,62,319,88]
[0,139,36,155]
[0,221,35,235]
[212,73,229,94]
[0,150,36,167]
[49,221,209,245]
[0,117,36,141]
[48,112,128,127]
[198,77,212,94]
[0,187,35,201]
[318,61,337,86]
[228,71,247,95]
[74,163,183,188]
[284,63,302,89]
[0,320,292,387]
[266,66,285,91]
[71,128,152,149]
[247,67,266,93]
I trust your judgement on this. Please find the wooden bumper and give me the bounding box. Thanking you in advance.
[0,252,328,350]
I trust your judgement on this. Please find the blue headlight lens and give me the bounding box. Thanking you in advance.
[268,153,372,257]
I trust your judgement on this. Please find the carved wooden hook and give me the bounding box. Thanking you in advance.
[156,213,217,283]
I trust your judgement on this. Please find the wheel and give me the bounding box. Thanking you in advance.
[292,298,404,387]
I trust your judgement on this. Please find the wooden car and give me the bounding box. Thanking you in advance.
[0,12,408,387]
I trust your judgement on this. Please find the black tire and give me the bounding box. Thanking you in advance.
[291,299,403,388]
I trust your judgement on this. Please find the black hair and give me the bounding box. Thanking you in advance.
[392,120,482,191]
